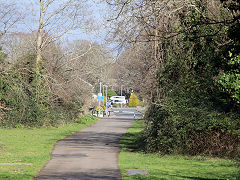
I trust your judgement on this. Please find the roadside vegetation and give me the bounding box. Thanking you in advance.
[105,0,240,159]
[128,92,140,107]
[0,1,113,128]
[119,119,239,180]
[0,1,239,178]
[0,115,99,180]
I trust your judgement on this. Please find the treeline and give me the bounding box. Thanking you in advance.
[0,38,111,127]
[0,1,113,127]
[105,0,240,157]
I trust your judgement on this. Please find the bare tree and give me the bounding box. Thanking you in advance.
[110,42,158,101]
[63,40,113,88]
[3,32,36,64]
[102,0,232,103]
[0,1,23,40]
[35,0,91,75]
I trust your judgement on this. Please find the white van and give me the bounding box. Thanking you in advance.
[110,96,127,104]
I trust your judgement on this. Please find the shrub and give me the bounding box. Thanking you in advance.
[0,50,88,128]
[218,54,240,104]
[0,73,47,127]
[0,69,83,127]
[128,92,140,107]
[142,78,240,157]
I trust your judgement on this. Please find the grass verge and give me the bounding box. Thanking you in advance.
[119,119,239,180]
[0,115,99,179]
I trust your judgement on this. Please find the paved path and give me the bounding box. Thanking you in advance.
[35,108,141,180]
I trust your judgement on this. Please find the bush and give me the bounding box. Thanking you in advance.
[0,73,47,127]
[142,78,240,157]
[218,54,240,104]
[128,92,140,107]
[0,50,87,128]
[0,70,83,128]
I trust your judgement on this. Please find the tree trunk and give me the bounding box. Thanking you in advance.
[35,0,45,101]
[36,1,44,75]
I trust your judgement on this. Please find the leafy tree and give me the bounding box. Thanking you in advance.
[104,0,240,157]
[218,54,240,103]
[107,90,117,97]
[128,92,139,107]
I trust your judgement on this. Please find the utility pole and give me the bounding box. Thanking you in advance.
[105,85,108,116]
[121,85,123,96]
[99,82,102,116]
[103,85,104,108]
[121,85,124,108]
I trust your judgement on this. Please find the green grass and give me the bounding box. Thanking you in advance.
[119,119,239,180]
[0,115,99,179]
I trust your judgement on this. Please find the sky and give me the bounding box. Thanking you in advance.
[13,0,109,45]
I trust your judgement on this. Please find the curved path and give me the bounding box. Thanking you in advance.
[35,108,141,180]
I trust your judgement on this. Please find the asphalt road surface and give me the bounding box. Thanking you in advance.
[111,108,142,118]
[35,108,141,180]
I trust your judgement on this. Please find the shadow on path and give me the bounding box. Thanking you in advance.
[35,110,137,180]
[36,168,121,180]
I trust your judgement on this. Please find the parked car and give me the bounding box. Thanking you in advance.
[110,96,127,104]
